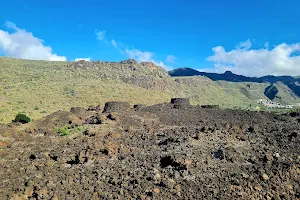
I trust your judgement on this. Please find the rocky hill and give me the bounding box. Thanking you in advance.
[0,57,174,123]
[0,57,300,123]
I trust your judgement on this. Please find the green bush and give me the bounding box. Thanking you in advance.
[57,125,84,136]
[58,126,70,136]
[13,113,31,124]
[34,106,39,110]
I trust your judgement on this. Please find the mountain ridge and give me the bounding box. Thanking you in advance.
[168,67,300,97]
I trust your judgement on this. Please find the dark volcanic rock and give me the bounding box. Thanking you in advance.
[133,104,145,110]
[170,98,190,109]
[87,105,101,112]
[170,98,190,105]
[201,105,219,109]
[0,100,299,200]
[103,101,131,113]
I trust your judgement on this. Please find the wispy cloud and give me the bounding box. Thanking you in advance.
[166,55,176,63]
[74,57,91,62]
[111,39,118,48]
[264,42,269,49]
[206,39,300,76]
[95,30,106,41]
[96,29,172,70]
[235,39,252,50]
[0,21,66,61]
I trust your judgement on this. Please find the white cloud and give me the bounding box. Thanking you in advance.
[206,40,300,77]
[96,30,106,41]
[0,21,66,61]
[124,48,171,70]
[75,57,91,62]
[196,67,216,73]
[125,49,153,62]
[166,55,176,63]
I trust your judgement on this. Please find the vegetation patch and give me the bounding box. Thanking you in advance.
[13,113,31,124]
[55,125,85,136]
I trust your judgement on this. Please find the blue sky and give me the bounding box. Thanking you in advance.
[0,0,300,76]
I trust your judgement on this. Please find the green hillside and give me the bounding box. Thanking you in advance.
[172,76,255,108]
[0,57,173,123]
[0,57,299,123]
[216,81,299,105]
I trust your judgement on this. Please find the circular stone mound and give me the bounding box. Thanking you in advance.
[170,98,190,105]
[133,104,145,110]
[103,101,130,113]
[87,105,101,112]
[201,105,219,109]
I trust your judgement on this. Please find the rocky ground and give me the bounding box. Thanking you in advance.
[0,99,299,200]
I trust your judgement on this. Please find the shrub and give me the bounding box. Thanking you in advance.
[58,126,70,136]
[57,125,84,136]
[13,113,31,124]
[34,106,39,110]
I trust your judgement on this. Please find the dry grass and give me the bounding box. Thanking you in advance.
[1,57,299,123]
[0,57,171,123]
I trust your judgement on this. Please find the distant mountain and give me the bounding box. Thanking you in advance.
[259,75,299,84]
[168,68,203,76]
[169,68,262,82]
[288,81,300,97]
[168,67,300,98]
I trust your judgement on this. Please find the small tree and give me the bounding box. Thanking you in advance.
[13,113,31,124]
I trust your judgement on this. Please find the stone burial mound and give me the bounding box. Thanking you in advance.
[103,101,131,113]
[170,98,190,109]
[0,99,299,199]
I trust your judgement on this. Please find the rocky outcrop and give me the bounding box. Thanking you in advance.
[119,59,139,65]
[140,62,158,70]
